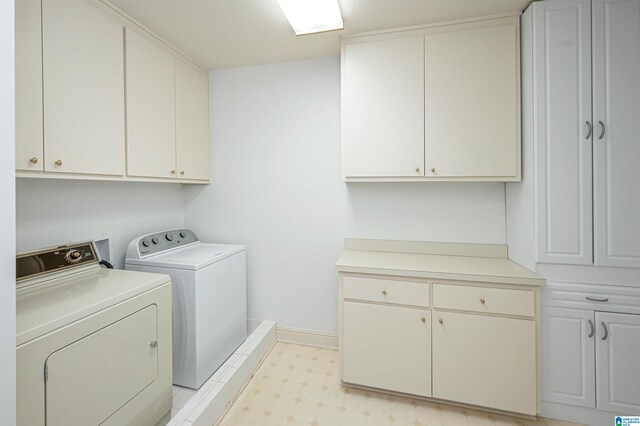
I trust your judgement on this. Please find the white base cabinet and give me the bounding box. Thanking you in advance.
[342,301,431,397]
[541,283,640,419]
[340,273,540,416]
[432,311,536,415]
[595,312,640,414]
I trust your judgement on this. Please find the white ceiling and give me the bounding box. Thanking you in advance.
[109,0,533,71]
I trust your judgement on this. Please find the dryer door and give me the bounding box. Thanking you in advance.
[45,305,158,426]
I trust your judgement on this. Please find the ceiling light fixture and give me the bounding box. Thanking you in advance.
[276,0,344,36]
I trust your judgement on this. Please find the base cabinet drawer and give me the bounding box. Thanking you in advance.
[342,301,431,397]
[432,311,536,415]
[343,276,429,307]
[433,283,534,317]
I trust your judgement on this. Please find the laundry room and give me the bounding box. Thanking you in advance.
[2,0,640,425]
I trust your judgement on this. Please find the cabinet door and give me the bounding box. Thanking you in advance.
[45,305,158,426]
[593,0,640,268]
[541,307,595,408]
[432,311,536,415]
[15,0,43,171]
[125,28,176,179]
[534,0,593,265]
[596,312,640,413]
[175,59,210,181]
[42,0,125,176]
[424,18,519,178]
[342,36,424,178]
[342,301,431,397]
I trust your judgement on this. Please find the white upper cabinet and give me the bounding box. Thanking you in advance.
[15,0,210,184]
[527,0,640,268]
[534,0,593,265]
[175,59,210,181]
[42,0,125,176]
[424,19,519,178]
[15,0,43,172]
[342,36,425,178]
[125,29,176,179]
[592,0,640,267]
[341,15,521,182]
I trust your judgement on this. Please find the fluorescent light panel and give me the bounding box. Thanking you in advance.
[276,0,344,35]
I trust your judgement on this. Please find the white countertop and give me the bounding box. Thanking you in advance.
[336,239,544,287]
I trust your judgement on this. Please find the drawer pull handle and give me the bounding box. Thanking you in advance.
[587,319,595,338]
[381,290,387,296]
[54,160,62,166]
[29,157,38,164]
[438,319,443,325]
[480,298,486,304]
[421,317,426,323]
[601,322,608,341]
[149,340,158,348]
[585,296,609,302]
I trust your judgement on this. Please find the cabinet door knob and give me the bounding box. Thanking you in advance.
[598,121,606,140]
[54,160,62,166]
[601,322,608,341]
[180,171,185,175]
[480,298,486,304]
[415,167,420,173]
[149,340,158,348]
[585,121,592,139]
[431,167,436,173]
[29,157,38,164]
[381,289,387,295]
[587,319,595,338]
[421,317,426,323]
[170,170,176,175]
[438,319,443,325]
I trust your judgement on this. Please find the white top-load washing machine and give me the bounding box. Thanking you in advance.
[16,242,172,426]
[125,229,247,389]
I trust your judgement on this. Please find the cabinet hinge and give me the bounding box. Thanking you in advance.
[44,364,48,382]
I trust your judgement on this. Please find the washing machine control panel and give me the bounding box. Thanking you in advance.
[138,229,199,256]
[17,242,98,281]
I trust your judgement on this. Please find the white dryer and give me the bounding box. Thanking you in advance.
[16,242,172,426]
[125,229,247,389]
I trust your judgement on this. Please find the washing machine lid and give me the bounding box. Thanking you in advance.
[126,243,246,271]
[16,268,170,346]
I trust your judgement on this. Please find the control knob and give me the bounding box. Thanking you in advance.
[152,237,159,244]
[179,231,186,238]
[142,239,150,247]
[65,249,83,263]
[165,233,174,241]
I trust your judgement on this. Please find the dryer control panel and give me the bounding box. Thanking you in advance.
[17,243,98,281]
[137,229,199,256]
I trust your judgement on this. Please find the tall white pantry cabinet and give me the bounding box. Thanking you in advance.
[506,0,640,424]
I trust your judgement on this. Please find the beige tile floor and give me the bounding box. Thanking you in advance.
[218,342,583,426]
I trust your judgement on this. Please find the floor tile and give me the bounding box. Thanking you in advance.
[215,342,586,426]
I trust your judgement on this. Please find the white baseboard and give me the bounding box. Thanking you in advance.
[276,325,338,349]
